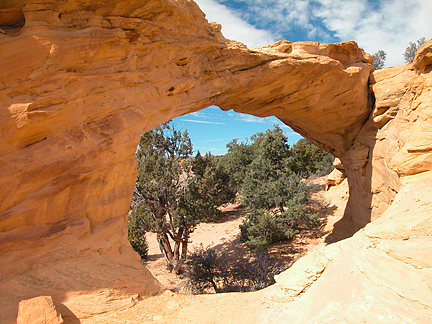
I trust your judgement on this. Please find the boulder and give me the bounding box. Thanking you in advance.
[17,296,63,324]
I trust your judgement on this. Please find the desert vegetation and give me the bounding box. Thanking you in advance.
[403,37,426,63]
[372,50,387,69]
[129,121,334,291]
[129,122,236,273]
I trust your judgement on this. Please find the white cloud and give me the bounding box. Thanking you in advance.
[236,113,291,127]
[190,111,206,118]
[238,113,266,123]
[196,0,432,67]
[314,0,432,66]
[194,0,277,46]
[181,119,226,125]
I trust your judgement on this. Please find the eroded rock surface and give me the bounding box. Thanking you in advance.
[332,40,432,239]
[0,0,431,323]
[0,0,372,243]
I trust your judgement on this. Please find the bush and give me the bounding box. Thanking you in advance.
[403,37,426,63]
[186,244,225,293]
[240,210,286,250]
[128,207,148,260]
[240,180,320,251]
[186,245,277,293]
[240,206,319,251]
[314,152,335,176]
[218,139,256,191]
[287,139,333,177]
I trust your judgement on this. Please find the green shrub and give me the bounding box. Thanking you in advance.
[186,245,277,293]
[186,244,223,293]
[240,210,286,250]
[128,207,148,260]
[240,191,319,251]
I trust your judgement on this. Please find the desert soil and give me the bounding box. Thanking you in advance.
[144,176,348,293]
[81,176,348,324]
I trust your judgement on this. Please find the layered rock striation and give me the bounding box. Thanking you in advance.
[0,0,431,323]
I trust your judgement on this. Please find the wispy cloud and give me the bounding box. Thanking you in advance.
[194,0,277,47]
[197,0,432,67]
[277,123,293,130]
[237,113,288,126]
[264,116,282,124]
[181,119,226,125]
[312,0,432,67]
[198,138,229,143]
[190,111,206,118]
[238,113,266,123]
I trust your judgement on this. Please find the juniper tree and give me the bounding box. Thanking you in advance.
[372,50,387,69]
[130,122,193,273]
[218,138,255,191]
[403,37,426,63]
[239,126,321,250]
[129,122,235,273]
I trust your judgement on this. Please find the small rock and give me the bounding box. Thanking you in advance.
[17,296,63,324]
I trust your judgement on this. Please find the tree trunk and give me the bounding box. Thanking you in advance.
[170,227,184,274]
[211,279,220,293]
[157,228,190,275]
[181,227,189,261]
[169,227,189,275]
[157,232,175,272]
[173,227,184,262]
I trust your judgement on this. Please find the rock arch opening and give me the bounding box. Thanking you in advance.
[4,0,422,321]
[0,34,376,321]
[129,106,337,292]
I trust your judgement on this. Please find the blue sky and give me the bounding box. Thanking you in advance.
[173,107,302,155]
[171,0,432,155]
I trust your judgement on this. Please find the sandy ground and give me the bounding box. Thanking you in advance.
[81,177,348,324]
[144,176,348,293]
[145,202,248,292]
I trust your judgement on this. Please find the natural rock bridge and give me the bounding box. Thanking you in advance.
[0,1,431,323]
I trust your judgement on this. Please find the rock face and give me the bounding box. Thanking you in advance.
[0,0,372,244]
[0,0,431,323]
[331,40,432,239]
[273,171,432,324]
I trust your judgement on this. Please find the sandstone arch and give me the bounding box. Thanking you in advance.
[1,1,431,323]
[0,0,373,246]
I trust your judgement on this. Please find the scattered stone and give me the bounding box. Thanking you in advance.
[17,296,63,324]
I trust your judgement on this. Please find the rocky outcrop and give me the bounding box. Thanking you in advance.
[0,0,372,249]
[331,40,432,239]
[273,170,432,324]
[326,157,346,189]
[0,0,431,322]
